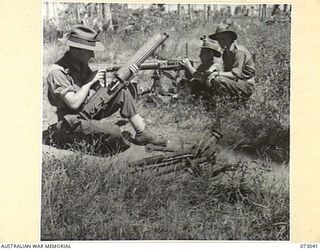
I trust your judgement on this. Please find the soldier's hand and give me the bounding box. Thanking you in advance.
[206,71,219,86]
[208,71,219,79]
[208,64,218,73]
[91,69,105,86]
[180,58,192,68]
[129,64,139,76]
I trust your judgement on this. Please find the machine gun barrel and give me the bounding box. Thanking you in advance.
[116,33,169,82]
[106,60,185,72]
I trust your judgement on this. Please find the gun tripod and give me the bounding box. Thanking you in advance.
[140,69,181,105]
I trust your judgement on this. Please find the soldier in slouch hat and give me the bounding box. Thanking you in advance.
[46,25,166,155]
[207,24,255,99]
[179,37,223,97]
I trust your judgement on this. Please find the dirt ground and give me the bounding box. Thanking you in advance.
[42,95,280,172]
[42,98,214,164]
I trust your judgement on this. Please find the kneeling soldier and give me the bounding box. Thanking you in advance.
[179,37,222,97]
[207,24,255,99]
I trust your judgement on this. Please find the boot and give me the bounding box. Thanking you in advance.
[130,114,167,146]
[135,128,167,146]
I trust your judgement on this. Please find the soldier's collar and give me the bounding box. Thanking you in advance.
[229,41,238,52]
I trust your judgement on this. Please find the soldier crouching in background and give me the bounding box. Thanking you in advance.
[46,24,166,156]
[207,24,255,100]
[180,24,255,102]
[179,37,222,98]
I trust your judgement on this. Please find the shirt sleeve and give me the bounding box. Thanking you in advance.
[231,51,246,79]
[185,68,207,82]
[47,69,77,97]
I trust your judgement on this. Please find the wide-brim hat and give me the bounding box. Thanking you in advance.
[200,38,221,57]
[58,24,105,51]
[208,24,237,41]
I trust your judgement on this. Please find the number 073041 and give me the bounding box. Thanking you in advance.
[300,244,318,248]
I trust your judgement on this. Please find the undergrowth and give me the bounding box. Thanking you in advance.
[41,152,289,240]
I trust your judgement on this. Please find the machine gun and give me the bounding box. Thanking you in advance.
[105,59,190,72]
[104,41,198,96]
[79,32,169,120]
[105,58,198,97]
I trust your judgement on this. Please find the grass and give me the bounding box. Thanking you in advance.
[42,13,290,240]
[41,150,289,240]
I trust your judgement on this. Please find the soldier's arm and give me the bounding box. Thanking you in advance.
[229,51,246,79]
[180,58,197,76]
[208,70,237,81]
[208,52,243,81]
[219,71,237,80]
[62,70,105,110]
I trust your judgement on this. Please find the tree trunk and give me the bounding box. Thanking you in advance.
[259,4,267,20]
[242,5,246,15]
[207,5,211,20]
[102,3,112,20]
[100,3,104,18]
[97,3,102,20]
[263,4,267,20]
[259,4,262,19]
[73,4,80,23]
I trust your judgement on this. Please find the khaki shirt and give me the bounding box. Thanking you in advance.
[223,43,255,80]
[187,61,223,83]
[47,52,95,120]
